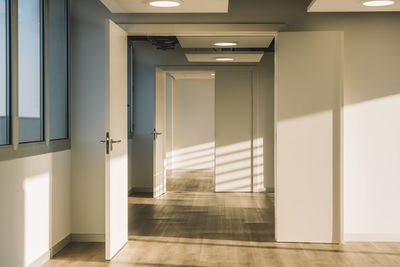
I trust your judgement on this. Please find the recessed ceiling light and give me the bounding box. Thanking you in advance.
[149,1,181,7]
[216,57,234,62]
[214,42,238,47]
[211,73,216,76]
[363,0,395,6]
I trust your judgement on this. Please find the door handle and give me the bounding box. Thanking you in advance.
[152,129,162,140]
[110,139,121,151]
[100,132,111,154]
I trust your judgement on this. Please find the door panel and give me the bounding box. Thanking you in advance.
[105,19,128,260]
[153,68,167,198]
[215,70,253,192]
[275,31,343,243]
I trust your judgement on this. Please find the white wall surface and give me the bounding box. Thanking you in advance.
[215,70,252,192]
[172,78,215,170]
[165,74,174,170]
[0,150,71,267]
[255,54,275,192]
[275,31,343,243]
[72,0,400,241]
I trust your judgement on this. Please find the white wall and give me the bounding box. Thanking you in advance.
[275,31,343,243]
[165,74,174,170]
[0,150,71,267]
[255,53,275,192]
[171,78,215,171]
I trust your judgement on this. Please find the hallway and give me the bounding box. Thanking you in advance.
[43,172,400,266]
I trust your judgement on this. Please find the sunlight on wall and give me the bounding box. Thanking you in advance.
[23,173,50,266]
[168,142,215,170]
[253,137,265,192]
[216,141,252,192]
[166,139,265,192]
[344,94,400,238]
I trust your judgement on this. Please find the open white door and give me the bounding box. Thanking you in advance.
[105,19,128,260]
[153,68,167,198]
[275,31,343,243]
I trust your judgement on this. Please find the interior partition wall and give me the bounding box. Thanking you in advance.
[215,69,254,192]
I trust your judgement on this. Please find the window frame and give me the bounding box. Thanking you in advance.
[48,0,70,141]
[0,0,70,161]
[0,0,12,146]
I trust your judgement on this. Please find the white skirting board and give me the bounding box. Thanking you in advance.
[71,233,105,242]
[130,187,153,193]
[27,233,105,266]
[50,234,72,257]
[345,234,400,242]
[27,250,50,267]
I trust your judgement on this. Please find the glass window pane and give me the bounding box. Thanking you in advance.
[18,0,43,143]
[0,0,9,146]
[49,0,68,140]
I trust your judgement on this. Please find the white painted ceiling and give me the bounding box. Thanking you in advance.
[308,0,400,12]
[99,0,229,13]
[169,71,215,80]
[185,53,264,63]
[177,36,274,48]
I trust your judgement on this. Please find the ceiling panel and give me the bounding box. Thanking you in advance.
[169,71,215,80]
[178,36,274,48]
[100,0,229,13]
[185,53,264,63]
[308,0,400,12]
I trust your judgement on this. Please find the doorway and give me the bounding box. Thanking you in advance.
[165,71,216,193]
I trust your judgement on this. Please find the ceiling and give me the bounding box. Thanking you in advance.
[169,71,215,80]
[185,52,264,63]
[99,0,229,13]
[177,36,274,48]
[308,0,400,12]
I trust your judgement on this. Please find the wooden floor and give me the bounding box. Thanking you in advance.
[44,171,400,267]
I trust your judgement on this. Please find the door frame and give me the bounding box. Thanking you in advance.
[159,66,262,194]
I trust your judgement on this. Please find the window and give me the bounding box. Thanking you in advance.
[49,0,68,140]
[0,0,70,160]
[18,0,43,143]
[0,0,10,146]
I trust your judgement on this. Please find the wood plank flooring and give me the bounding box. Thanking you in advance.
[43,171,400,267]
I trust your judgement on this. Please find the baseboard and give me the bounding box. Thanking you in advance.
[51,234,72,257]
[345,233,400,242]
[71,233,105,242]
[265,187,274,193]
[128,186,135,196]
[130,187,153,193]
[27,250,50,267]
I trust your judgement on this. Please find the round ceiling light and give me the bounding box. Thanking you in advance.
[214,42,238,47]
[363,0,395,6]
[149,1,181,7]
[216,57,234,62]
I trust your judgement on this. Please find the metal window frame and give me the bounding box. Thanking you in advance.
[0,0,70,162]
[48,0,70,141]
[2,0,12,145]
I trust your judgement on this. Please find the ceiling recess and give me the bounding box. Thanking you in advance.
[185,52,264,63]
[308,0,400,12]
[178,36,274,49]
[99,0,229,13]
